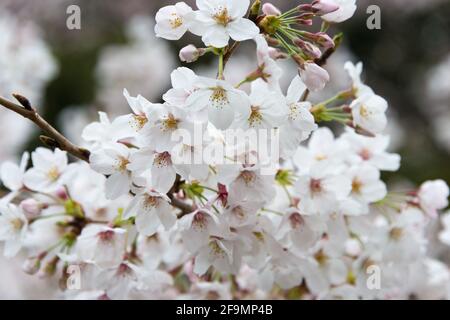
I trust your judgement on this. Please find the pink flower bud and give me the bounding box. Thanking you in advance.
[314,32,335,49]
[294,39,322,59]
[297,4,313,12]
[299,62,330,92]
[179,45,205,63]
[262,3,281,16]
[418,180,449,218]
[299,31,335,49]
[22,256,42,275]
[312,0,340,16]
[268,47,288,60]
[20,198,44,219]
[56,187,68,200]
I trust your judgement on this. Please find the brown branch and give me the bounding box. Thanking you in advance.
[223,41,240,70]
[168,193,194,218]
[1,94,196,217]
[221,0,260,73]
[0,94,90,162]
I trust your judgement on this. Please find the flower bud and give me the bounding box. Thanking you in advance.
[298,62,330,92]
[56,187,68,200]
[312,0,340,16]
[314,32,335,49]
[418,180,449,218]
[22,256,42,275]
[179,45,205,63]
[297,4,313,12]
[20,198,46,219]
[294,39,322,59]
[268,47,288,60]
[262,3,281,16]
[300,31,335,49]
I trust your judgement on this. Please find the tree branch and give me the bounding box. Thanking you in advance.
[0,94,91,162]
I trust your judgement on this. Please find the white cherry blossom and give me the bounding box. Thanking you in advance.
[188,0,259,48]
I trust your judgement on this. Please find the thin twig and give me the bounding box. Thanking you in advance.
[0,95,90,162]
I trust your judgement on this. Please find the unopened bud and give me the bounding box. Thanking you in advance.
[262,3,281,16]
[56,187,68,200]
[312,0,340,16]
[300,31,335,49]
[294,39,322,59]
[298,62,330,92]
[298,4,313,12]
[268,47,288,60]
[297,19,313,26]
[39,256,59,278]
[179,45,205,63]
[22,256,43,275]
[314,32,335,49]
[20,198,45,219]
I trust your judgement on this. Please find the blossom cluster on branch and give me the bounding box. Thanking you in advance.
[1,0,450,300]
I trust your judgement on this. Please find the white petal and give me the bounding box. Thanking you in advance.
[105,172,130,200]
[227,18,259,42]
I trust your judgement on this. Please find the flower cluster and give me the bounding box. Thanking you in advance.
[1,0,449,300]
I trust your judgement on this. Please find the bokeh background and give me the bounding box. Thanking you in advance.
[0,0,449,298]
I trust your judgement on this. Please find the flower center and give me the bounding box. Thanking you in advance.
[359,148,371,160]
[10,218,24,231]
[289,103,299,121]
[162,113,179,131]
[116,156,130,172]
[232,206,246,220]
[209,240,226,258]
[314,250,328,266]
[352,179,363,194]
[239,170,256,186]
[315,153,327,161]
[170,13,183,29]
[310,178,322,194]
[390,227,403,240]
[210,87,229,109]
[143,195,158,210]
[359,105,371,118]
[98,230,115,242]
[213,6,231,26]
[289,212,304,229]
[153,152,172,168]
[47,166,60,182]
[248,106,263,127]
[132,114,148,131]
[193,211,208,230]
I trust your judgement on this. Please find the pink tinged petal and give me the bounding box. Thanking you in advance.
[227,18,259,42]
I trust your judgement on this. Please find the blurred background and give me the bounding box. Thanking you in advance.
[0,0,449,298]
